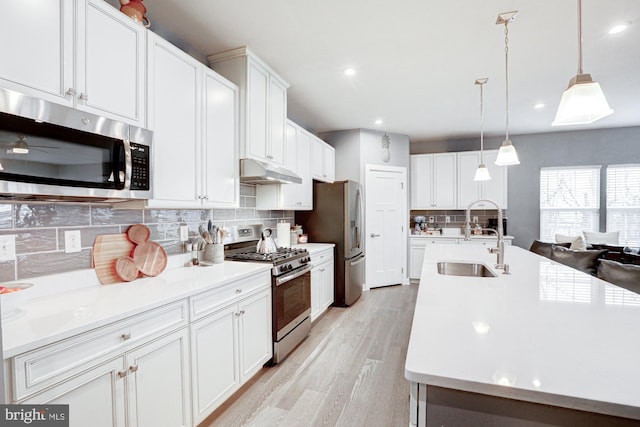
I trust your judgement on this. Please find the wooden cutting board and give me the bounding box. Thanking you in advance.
[93,234,135,285]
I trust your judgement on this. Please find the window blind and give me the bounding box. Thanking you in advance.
[540,167,600,241]
[606,165,640,246]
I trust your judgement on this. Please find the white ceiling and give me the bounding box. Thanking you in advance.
[138,0,640,143]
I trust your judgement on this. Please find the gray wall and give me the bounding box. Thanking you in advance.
[321,128,410,185]
[411,126,640,248]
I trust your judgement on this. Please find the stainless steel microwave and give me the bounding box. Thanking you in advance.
[0,88,152,202]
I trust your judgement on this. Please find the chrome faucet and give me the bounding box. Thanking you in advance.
[465,199,506,269]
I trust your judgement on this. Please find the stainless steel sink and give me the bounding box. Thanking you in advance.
[437,261,497,278]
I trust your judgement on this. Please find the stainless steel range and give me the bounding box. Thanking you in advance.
[225,225,312,364]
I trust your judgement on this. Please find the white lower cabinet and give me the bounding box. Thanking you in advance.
[21,328,192,427]
[310,248,334,321]
[190,284,272,425]
[409,238,457,279]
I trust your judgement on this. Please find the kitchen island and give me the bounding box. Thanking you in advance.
[405,244,640,426]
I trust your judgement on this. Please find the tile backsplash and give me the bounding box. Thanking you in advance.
[0,184,293,282]
[409,209,507,233]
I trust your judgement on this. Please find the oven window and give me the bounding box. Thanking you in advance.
[274,272,311,333]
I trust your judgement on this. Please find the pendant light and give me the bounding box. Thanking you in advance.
[474,78,491,181]
[552,0,613,126]
[495,11,520,166]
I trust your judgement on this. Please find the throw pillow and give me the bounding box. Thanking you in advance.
[583,231,620,245]
[555,233,587,251]
[529,240,570,259]
[597,259,640,294]
[549,245,608,276]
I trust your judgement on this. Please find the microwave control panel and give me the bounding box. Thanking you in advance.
[130,142,150,191]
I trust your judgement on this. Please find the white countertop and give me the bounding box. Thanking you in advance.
[1,260,271,358]
[405,244,640,420]
[292,243,335,254]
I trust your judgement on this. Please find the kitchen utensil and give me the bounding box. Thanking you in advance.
[132,241,167,276]
[199,224,212,244]
[256,228,277,254]
[127,223,151,243]
[93,233,136,284]
[115,256,139,281]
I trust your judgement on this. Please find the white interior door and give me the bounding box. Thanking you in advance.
[365,165,407,289]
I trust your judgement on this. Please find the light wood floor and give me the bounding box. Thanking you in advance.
[201,283,419,427]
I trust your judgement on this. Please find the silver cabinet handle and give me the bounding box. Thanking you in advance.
[129,365,139,373]
[65,88,76,98]
[235,289,242,294]
[118,370,127,378]
[81,117,90,125]
[370,233,380,238]
[121,333,131,341]
[79,92,89,102]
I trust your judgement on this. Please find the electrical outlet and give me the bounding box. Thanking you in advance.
[65,230,82,253]
[445,216,451,223]
[0,235,16,261]
[472,216,479,223]
[180,225,189,242]
[428,216,435,223]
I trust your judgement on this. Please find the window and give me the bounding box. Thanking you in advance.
[606,165,640,246]
[540,166,600,242]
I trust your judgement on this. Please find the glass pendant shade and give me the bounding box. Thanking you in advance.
[495,140,520,166]
[474,164,491,181]
[552,74,613,126]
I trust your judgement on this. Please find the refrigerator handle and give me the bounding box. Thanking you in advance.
[354,188,362,249]
[350,254,365,266]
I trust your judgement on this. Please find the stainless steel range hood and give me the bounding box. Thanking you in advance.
[240,158,302,184]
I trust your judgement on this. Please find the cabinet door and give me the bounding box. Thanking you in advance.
[482,150,508,209]
[456,151,482,209]
[127,328,191,427]
[310,263,322,322]
[238,289,272,381]
[323,143,335,183]
[147,33,200,205]
[297,129,313,208]
[247,61,269,161]
[77,0,145,125]
[409,244,426,279]
[280,122,300,208]
[190,305,239,424]
[203,69,239,208]
[432,153,457,208]
[22,358,126,427]
[268,77,287,165]
[320,258,335,311]
[310,136,324,180]
[0,0,74,105]
[410,155,433,209]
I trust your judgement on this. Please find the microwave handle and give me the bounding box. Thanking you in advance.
[121,140,132,190]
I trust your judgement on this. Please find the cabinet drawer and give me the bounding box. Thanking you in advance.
[309,248,333,265]
[12,300,188,401]
[190,271,270,321]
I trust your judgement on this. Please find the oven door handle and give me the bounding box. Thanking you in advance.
[275,265,312,286]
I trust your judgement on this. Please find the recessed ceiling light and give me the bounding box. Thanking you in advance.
[534,103,545,109]
[344,68,355,76]
[375,119,383,125]
[609,24,627,34]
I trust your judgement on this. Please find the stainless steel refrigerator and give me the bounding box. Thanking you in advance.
[296,180,364,306]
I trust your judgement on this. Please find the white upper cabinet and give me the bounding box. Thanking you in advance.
[410,153,457,209]
[456,150,507,209]
[256,120,312,210]
[201,69,240,208]
[122,33,238,209]
[0,0,146,126]
[208,47,289,166]
[145,32,200,206]
[310,135,335,183]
